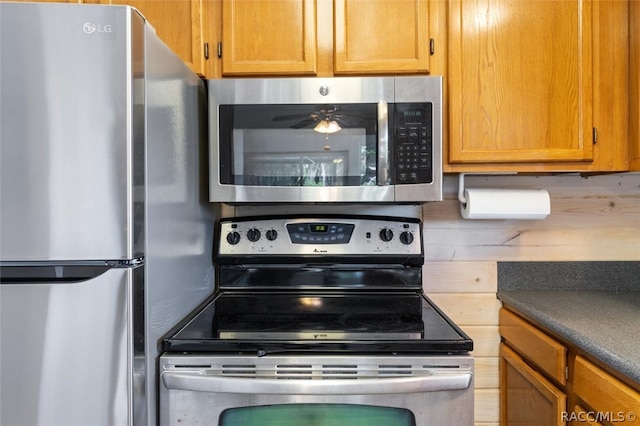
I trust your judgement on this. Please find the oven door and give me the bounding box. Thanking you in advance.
[159,354,474,426]
[209,78,395,203]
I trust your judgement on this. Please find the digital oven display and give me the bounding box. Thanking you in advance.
[286,222,355,244]
[310,224,329,233]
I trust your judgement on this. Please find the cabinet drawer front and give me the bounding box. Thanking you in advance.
[573,355,640,421]
[499,308,567,384]
[500,343,566,426]
[570,405,604,426]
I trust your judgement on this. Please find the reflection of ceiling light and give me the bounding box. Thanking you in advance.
[300,297,323,308]
[314,119,341,134]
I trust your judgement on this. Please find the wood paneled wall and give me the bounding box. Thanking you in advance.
[421,173,640,426]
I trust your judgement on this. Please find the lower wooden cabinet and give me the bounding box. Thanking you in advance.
[569,405,604,426]
[631,0,640,171]
[499,307,567,385]
[500,306,640,426]
[573,356,640,426]
[500,343,567,425]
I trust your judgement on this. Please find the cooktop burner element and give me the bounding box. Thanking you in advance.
[163,215,473,355]
[214,292,426,340]
[217,316,424,340]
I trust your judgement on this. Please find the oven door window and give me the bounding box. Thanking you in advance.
[219,403,415,426]
[219,104,378,187]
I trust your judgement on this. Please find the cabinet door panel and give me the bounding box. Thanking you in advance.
[449,0,593,163]
[334,0,429,74]
[500,343,566,425]
[631,1,640,170]
[222,0,316,75]
[109,0,204,75]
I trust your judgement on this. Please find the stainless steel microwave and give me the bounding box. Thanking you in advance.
[208,77,442,203]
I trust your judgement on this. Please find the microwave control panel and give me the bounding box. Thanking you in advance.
[394,103,433,185]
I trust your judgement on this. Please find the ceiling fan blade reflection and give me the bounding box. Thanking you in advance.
[272,113,313,122]
[290,118,317,129]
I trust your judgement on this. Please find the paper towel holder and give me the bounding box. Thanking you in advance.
[458,173,469,207]
[457,173,516,207]
[458,173,551,220]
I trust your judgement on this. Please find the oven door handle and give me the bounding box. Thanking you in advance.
[161,371,472,394]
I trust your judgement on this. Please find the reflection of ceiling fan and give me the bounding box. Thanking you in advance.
[272,106,366,134]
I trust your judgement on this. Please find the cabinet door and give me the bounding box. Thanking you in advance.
[631,1,640,171]
[108,0,204,75]
[221,0,317,76]
[334,0,430,74]
[500,343,566,425]
[448,0,593,164]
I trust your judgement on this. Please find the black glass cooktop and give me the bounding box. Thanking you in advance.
[163,216,473,355]
[163,291,473,355]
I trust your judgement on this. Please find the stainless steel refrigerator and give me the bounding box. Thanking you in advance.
[0,3,214,426]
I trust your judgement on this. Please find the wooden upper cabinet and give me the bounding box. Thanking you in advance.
[220,0,431,77]
[448,0,594,165]
[333,0,430,74]
[221,0,317,76]
[109,0,204,75]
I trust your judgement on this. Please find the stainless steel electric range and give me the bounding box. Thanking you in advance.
[160,215,474,426]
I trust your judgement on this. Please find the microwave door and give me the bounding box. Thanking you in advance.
[215,103,394,203]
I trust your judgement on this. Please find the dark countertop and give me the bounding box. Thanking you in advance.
[498,290,640,386]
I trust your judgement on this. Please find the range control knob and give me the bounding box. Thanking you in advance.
[379,228,394,242]
[226,231,241,245]
[399,231,414,245]
[246,228,261,242]
[265,229,278,241]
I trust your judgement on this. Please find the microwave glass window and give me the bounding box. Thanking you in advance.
[219,104,378,187]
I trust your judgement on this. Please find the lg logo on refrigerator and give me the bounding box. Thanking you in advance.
[82,22,112,34]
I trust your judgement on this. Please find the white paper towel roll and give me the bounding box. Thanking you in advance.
[460,188,550,219]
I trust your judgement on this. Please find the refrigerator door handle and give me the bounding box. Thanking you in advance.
[0,264,114,284]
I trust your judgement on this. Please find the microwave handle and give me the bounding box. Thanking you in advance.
[162,371,472,395]
[377,101,390,186]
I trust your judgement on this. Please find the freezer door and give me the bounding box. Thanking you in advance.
[0,3,144,261]
[0,266,142,426]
